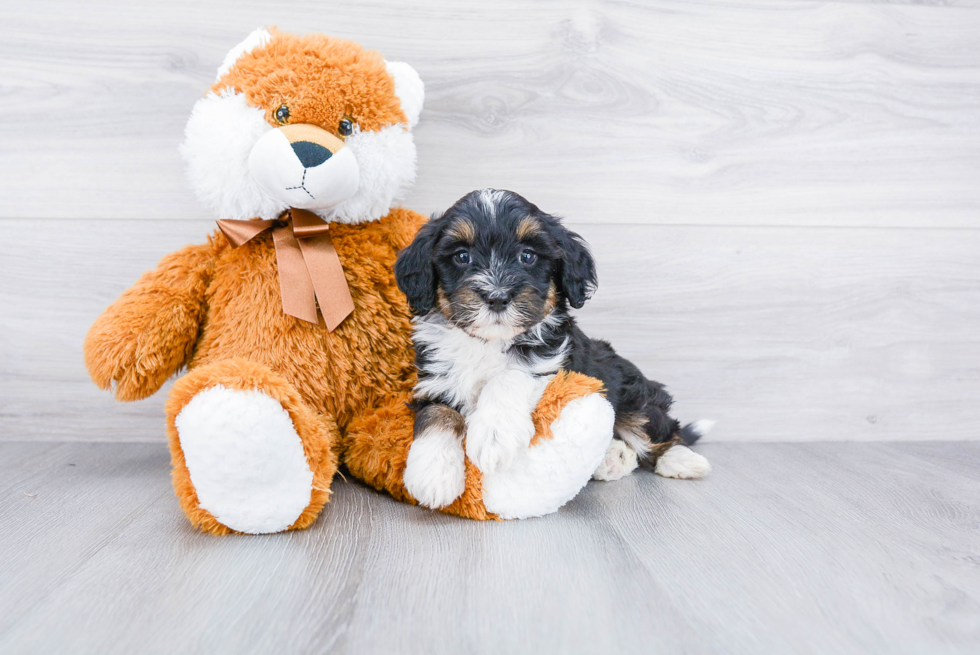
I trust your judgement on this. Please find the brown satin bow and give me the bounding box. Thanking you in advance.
[216,208,354,330]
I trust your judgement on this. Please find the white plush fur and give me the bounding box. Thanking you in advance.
[182,90,418,224]
[181,89,281,221]
[216,27,271,81]
[482,393,615,519]
[385,61,424,128]
[403,427,466,509]
[655,444,712,479]
[175,385,314,534]
[248,129,360,210]
[316,124,417,224]
[592,439,640,481]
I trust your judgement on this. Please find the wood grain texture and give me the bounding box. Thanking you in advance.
[1,0,979,225]
[3,218,979,443]
[0,441,977,654]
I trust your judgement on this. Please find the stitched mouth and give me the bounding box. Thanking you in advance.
[285,168,316,200]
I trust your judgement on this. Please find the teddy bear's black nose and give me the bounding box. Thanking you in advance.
[290,141,332,168]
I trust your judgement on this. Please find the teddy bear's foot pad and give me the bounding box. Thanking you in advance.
[175,384,314,534]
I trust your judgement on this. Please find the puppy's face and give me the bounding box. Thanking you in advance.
[396,189,597,340]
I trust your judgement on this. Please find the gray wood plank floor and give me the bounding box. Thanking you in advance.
[1,441,977,654]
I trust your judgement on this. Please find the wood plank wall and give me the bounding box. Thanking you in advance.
[2,0,979,442]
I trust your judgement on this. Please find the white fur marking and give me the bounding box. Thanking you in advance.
[404,427,466,509]
[479,189,504,219]
[465,369,546,474]
[616,424,652,459]
[412,314,514,410]
[592,440,639,481]
[175,385,314,534]
[482,393,615,519]
[655,444,711,479]
[688,419,716,439]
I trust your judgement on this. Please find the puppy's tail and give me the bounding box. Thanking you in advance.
[679,419,715,446]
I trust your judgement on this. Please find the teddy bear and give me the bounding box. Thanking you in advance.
[84,27,615,534]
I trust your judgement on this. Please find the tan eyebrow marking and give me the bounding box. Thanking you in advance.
[446,218,476,244]
[516,216,542,240]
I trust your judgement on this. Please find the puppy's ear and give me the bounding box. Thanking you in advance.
[396,216,444,314]
[555,225,597,309]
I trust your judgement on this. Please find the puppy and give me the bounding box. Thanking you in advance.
[395,189,710,508]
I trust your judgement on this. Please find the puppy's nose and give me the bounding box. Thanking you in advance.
[290,141,332,168]
[484,292,513,312]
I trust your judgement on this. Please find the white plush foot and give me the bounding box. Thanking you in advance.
[592,440,639,481]
[482,393,615,519]
[655,444,711,479]
[404,429,466,509]
[175,385,314,534]
[465,406,536,475]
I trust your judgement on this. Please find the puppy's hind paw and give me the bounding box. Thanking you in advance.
[404,429,466,509]
[593,440,639,481]
[655,444,711,479]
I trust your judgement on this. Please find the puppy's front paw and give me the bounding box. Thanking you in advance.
[593,440,639,481]
[404,429,466,509]
[655,444,711,479]
[465,409,535,474]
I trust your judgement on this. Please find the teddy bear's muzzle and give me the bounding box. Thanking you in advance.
[248,123,360,211]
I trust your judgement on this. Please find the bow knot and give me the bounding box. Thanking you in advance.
[216,209,354,330]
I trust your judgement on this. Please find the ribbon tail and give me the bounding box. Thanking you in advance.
[297,232,355,331]
[272,225,320,324]
[216,218,276,248]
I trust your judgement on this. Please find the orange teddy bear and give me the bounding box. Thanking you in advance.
[84,28,615,534]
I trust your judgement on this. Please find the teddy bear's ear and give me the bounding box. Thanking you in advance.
[385,61,425,129]
[215,27,273,82]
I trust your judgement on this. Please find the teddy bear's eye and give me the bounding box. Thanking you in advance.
[338,116,356,137]
[274,104,290,125]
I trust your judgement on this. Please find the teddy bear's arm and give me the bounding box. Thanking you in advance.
[84,240,217,401]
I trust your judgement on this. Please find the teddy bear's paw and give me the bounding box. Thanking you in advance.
[655,444,712,479]
[404,429,466,509]
[592,439,640,481]
[465,407,536,475]
[175,385,315,534]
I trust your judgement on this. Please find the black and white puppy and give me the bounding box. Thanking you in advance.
[395,189,710,506]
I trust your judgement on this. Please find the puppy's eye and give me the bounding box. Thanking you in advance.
[338,116,356,137]
[274,104,290,125]
[453,250,470,265]
[520,249,537,265]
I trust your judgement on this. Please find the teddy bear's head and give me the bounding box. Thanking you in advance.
[182,27,424,224]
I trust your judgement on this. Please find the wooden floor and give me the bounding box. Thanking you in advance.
[1,441,977,654]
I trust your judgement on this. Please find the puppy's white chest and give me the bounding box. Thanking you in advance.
[412,320,514,412]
